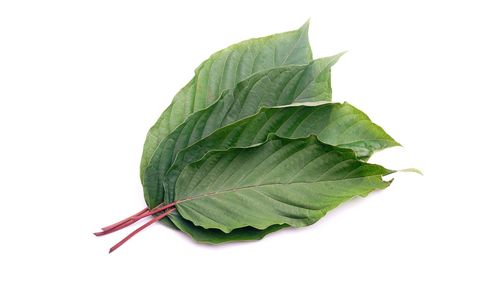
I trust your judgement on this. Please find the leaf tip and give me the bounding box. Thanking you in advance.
[316,51,348,68]
[399,168,423,175]
[300,19,311,32]
[337,50,348,58]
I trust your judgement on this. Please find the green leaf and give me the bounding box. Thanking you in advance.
[167,217,287,244]
[94,22,411,252]
[161,101,398,242]
[170,135,393,237]
[165,102,399,203]
[143,55,344,208]
[140,22,313,183]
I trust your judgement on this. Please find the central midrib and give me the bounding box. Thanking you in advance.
[174,175,384,206]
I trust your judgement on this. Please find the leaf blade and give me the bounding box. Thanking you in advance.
[143,55,344,207]
[172,136,393,234]
[164,102,399,204]
[140,22,313,183]
[166,215,286,244]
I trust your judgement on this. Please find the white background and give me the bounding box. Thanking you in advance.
[1,0,498,280]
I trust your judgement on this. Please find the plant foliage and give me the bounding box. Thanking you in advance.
[96,21,413,252]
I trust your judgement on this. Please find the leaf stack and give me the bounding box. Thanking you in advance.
[95,21,411,252]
